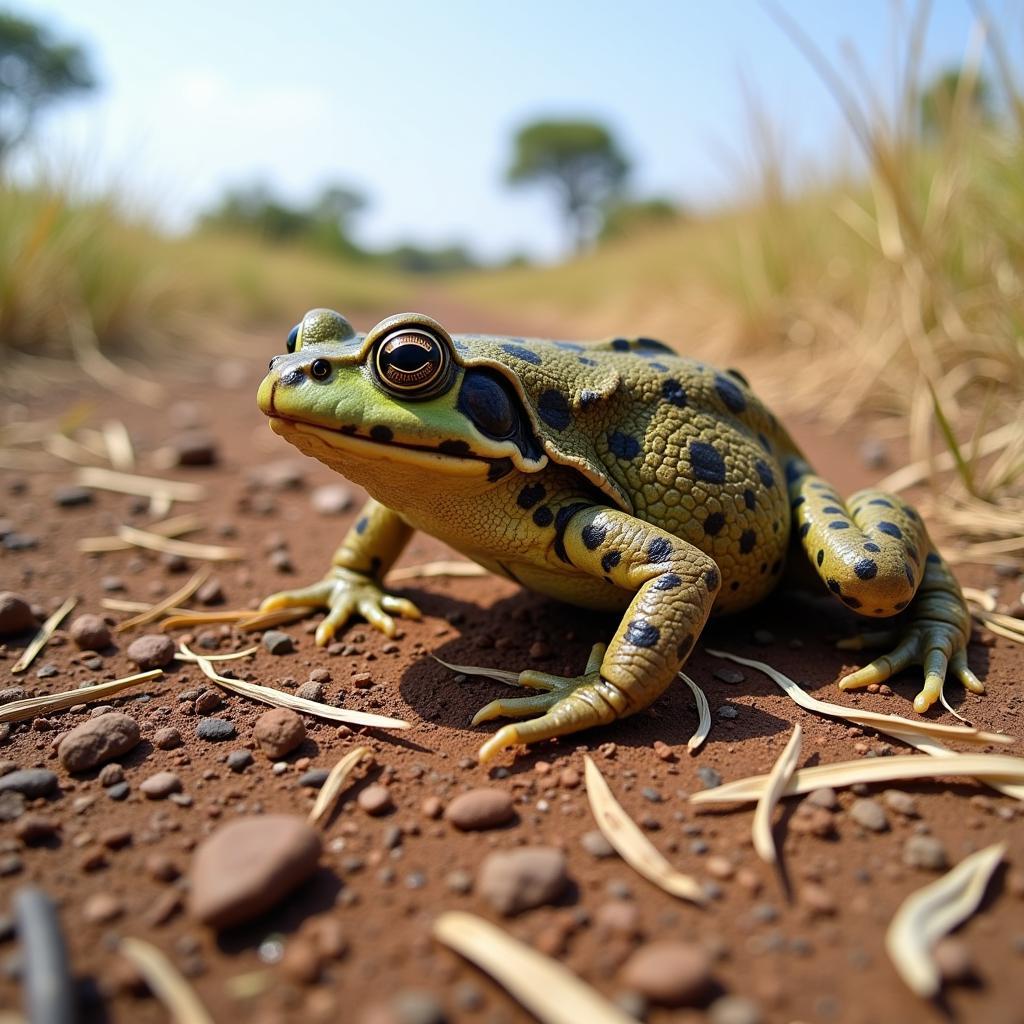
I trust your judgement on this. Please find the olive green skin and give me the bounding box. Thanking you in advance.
[258,310,981,761]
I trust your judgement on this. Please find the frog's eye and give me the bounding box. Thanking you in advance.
[286,324,301,353]
[310,358,332,381]
[373,328,452,399]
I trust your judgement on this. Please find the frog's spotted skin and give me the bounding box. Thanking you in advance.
[258,309,982,760]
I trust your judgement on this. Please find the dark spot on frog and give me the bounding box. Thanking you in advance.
[554,341,584,352]
[537,389,571,430]
[601,550,621,572]
[676,634,694,659]
[705,568,719,590]
[578,389,600,409]
[578,357,597,366]
[689,440,726,484]
[355,516,368,535]
[864,542,881,552]
[703,512,726,536]
[649,362,668,372]
[799,522,811,538]
[653,572,682,590]
[281,367,305,387]
[730,581,740,591]
[517,483,546,510]
[646,537,672,563]
[822,505,843,514]
[904,564,915,586]
[755,460,774,489]
[582,523,607,550]
[816,549,824,566]
[339,424,358,435]
[608,431,641,460]
[636,337,673,353]
[439,440,471,457]
[661,379,687,408]
[869,498,894,508]
[829,521,850,530]
[791,495,805,509]
[714,374,747,414]
[827,578,842,594]
[842,595,862,609]
[624,620,659,648]
[877,521,903,539]
[854,558,878,580]
[532,506,553,527]
[739,529,756,554]
[487,458,514,482]
[501,344,542,365]
[611,338,630,351]
[370,425,393,443]
[744,488,756,510]
[554,502,593,563]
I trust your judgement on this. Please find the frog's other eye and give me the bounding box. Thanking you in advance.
[287,324,301,353]
[457,369,518,440]
[310,358,332,381]
[373,328,452,399]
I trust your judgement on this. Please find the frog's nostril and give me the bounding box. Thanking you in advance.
[280,367,305,386]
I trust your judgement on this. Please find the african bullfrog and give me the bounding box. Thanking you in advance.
[257,309,981,761]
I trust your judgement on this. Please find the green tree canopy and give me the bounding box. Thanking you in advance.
[919,67,993,139]
[506,118,630,253]
[0,11,96,166]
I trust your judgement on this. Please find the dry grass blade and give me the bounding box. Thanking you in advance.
[116,525,243,562]
[690,752,1024,806]
[75,467,205,502]
[433,911,634,1024]
[103,599,191,614]
[584,755,705,904]
[678,672,711,752]
[235,607,317,631]
[307,746,369,828]
[704,649,1010,747]
[0,670,163,723]
[11,597,77,674]
[115,568,210,633]
[388,560,489,581]
[752,724,803,865]
[177,646,258,663]
[178,643,410,730]
[102,420,134,471]
[44,433,102,466]
[119,938,214,1024]
[885,843,1006,998]
[78,513,202,554]
[433,656,522,687]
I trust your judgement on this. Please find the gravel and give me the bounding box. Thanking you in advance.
[262,630,295,655]
[0,769,59,799]
[0,593,35,636]
[849,798,889,832]
[254,707,306,759]
[68,614,111,651]
[126,634,176,670]
[477,846,569,915]
[139,772,183,800]
[58,713,140,773]
[443,788,515,830]
[619,940,713,1006]
[195,718,236,742]
[902,834,949,871]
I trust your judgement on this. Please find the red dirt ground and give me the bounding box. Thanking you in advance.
[1,312,1022,1024]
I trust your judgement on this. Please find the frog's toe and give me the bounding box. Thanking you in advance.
[837,633,919,691]
[260,581,333,613]
[953,649,986,695]
[471,691,563,726]
[381,594,422,621]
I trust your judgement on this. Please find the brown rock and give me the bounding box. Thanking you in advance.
[69,614,111,651]
[189,814,322,929]
[933,937,975,984]
[83,892,124,924]
[357,784,394,816]
[59,713,141,773]
[140,771,183,800]
[153,727,182,750]
[0,592,35,636]
[620,940,713,1006]
[790,802,836,838]
[444,788,515,831]
[477,846,568,915]
[126,634,176,670]
[595,899,642,938]
[254,707,306,759]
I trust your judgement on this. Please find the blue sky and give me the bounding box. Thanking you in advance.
[10,0,1021,260]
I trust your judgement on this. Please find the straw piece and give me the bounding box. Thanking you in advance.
[678,672,711,752]
[885,843,1005,997]
[75,466,205,502]
[116,525,242,562]
[0,670,163,724]
[388,560,489,581]
[78,513,204,553]
[307,746,370,828]
[119,938,215,1024]
[102,599,191,614]
[102,420,135,471]
[433,912,634,1024]
[11,597,76,674]
[752,724,803,865]
[432,656,522,688]
[115,568,210,633]
[690,752,1024,805]
[235,607,318,631]
[177,644,410,730]
[584,756,705,904]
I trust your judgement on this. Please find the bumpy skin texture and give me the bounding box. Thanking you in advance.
[258,310,981,760]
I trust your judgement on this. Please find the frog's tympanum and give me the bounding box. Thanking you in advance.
[257,309,981,761]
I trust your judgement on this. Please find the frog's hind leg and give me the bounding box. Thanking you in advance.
[785,457,981,713]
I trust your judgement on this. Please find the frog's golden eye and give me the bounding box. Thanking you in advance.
[373,328,452,399]
[287,324,301,353]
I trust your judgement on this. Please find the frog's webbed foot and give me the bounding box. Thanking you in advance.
[471,643,625,762]
[260,566,420,645]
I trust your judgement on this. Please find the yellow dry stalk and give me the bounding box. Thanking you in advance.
[119,938,214,1024]
[78,513,204,554]
[752,723,803,866]
[690,752,1024,806]
[102,420,135,471]
[114,568,210,633]
[678,672,711,752]
[0,670,163,723]
[433,912,635,1024]
[584,755,705,904]
[177,643,410,730]
[75,466,204,502]
[11,597,76,674]
[116,525,243,562]
[432,656,521,687]
[885,843,1006,998]
[388,560,489,581]
[307,746,370,828]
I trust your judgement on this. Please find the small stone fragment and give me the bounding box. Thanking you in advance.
[709,995,763,1024]
[619,941,713,1007]
[849,798,888,832]
[477,846,569,916]
[189,815,322,929]
[933,937,974,984]
[69,614,111,651]
[195,579,225,606]
[254,707,306,759]
[443,788,515,831]
[299,769,329,789]
[296,681,325,703]
[0,791,26,822]
[194,690,221,715]
[902,835,949,871]
[581,830,616,859]
[713,667,745,685]
[140,771,183,800]
[83,893,123,924]
[311,484,352,515]
[14,815,59,845]
[0,593,35,636]
[357,784,394,816]
[595,900,642,938]
[799,883,837,916]
[227,749,253,772]
[806,787,838,810]
[196,718,235,742]
[0,769,58,799]
[263,630,295,655]
[153,727,182,750]
[697,766,722,789]
[172,431,218,466]
[126,634,176,670]
[882,789,919,818]
[58,713,140,773]
[790,802,836,839]
[53,485,94,507]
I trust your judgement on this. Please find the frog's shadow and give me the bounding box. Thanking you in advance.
[396,583,992,760]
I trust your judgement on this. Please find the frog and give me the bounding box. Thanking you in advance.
[257,308,982,762]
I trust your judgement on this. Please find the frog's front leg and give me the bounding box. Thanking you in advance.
[260,498,420,644]
[474,506,721,762]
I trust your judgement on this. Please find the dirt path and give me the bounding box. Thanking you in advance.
[1,318,1022,1024]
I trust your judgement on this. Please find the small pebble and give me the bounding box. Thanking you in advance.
[933,937,974,984]
[849,798,888,832]
[581,830,616,859]
[254,707,306,759]
[709,995,763,1024]
[14,815,59,845]
[697,766,722,789]
[444,788,515,831]
[227,749,253,772]
[153,727,182,750]
[882,789,919,818]
[0,593,35,636]
[295,681,324,703]
[263,631,295,655]
[83,893,123,924]
[311,484,352,515]
[140,771,183,800]
[477,846,569,915]
[806,787,838,810]
[126,634,176,670]
[58,713,140,773]
[171,431,218,466]
[902,835,949,871]
[196,718,236,742]
[357,784,394,816]
[0,769,58,799]
[69,614,111,651]
[194,691,221,715]
[299,769,329,789]
[53,485,94,507]
[195,579,225,606]
[619,940,713,1006]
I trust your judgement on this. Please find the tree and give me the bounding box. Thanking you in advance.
[0,11,96,167]
[599,197,682,243]
[919,67,993,140]
[506,119,630,253]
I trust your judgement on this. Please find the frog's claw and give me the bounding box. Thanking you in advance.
[260,567,420,645]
